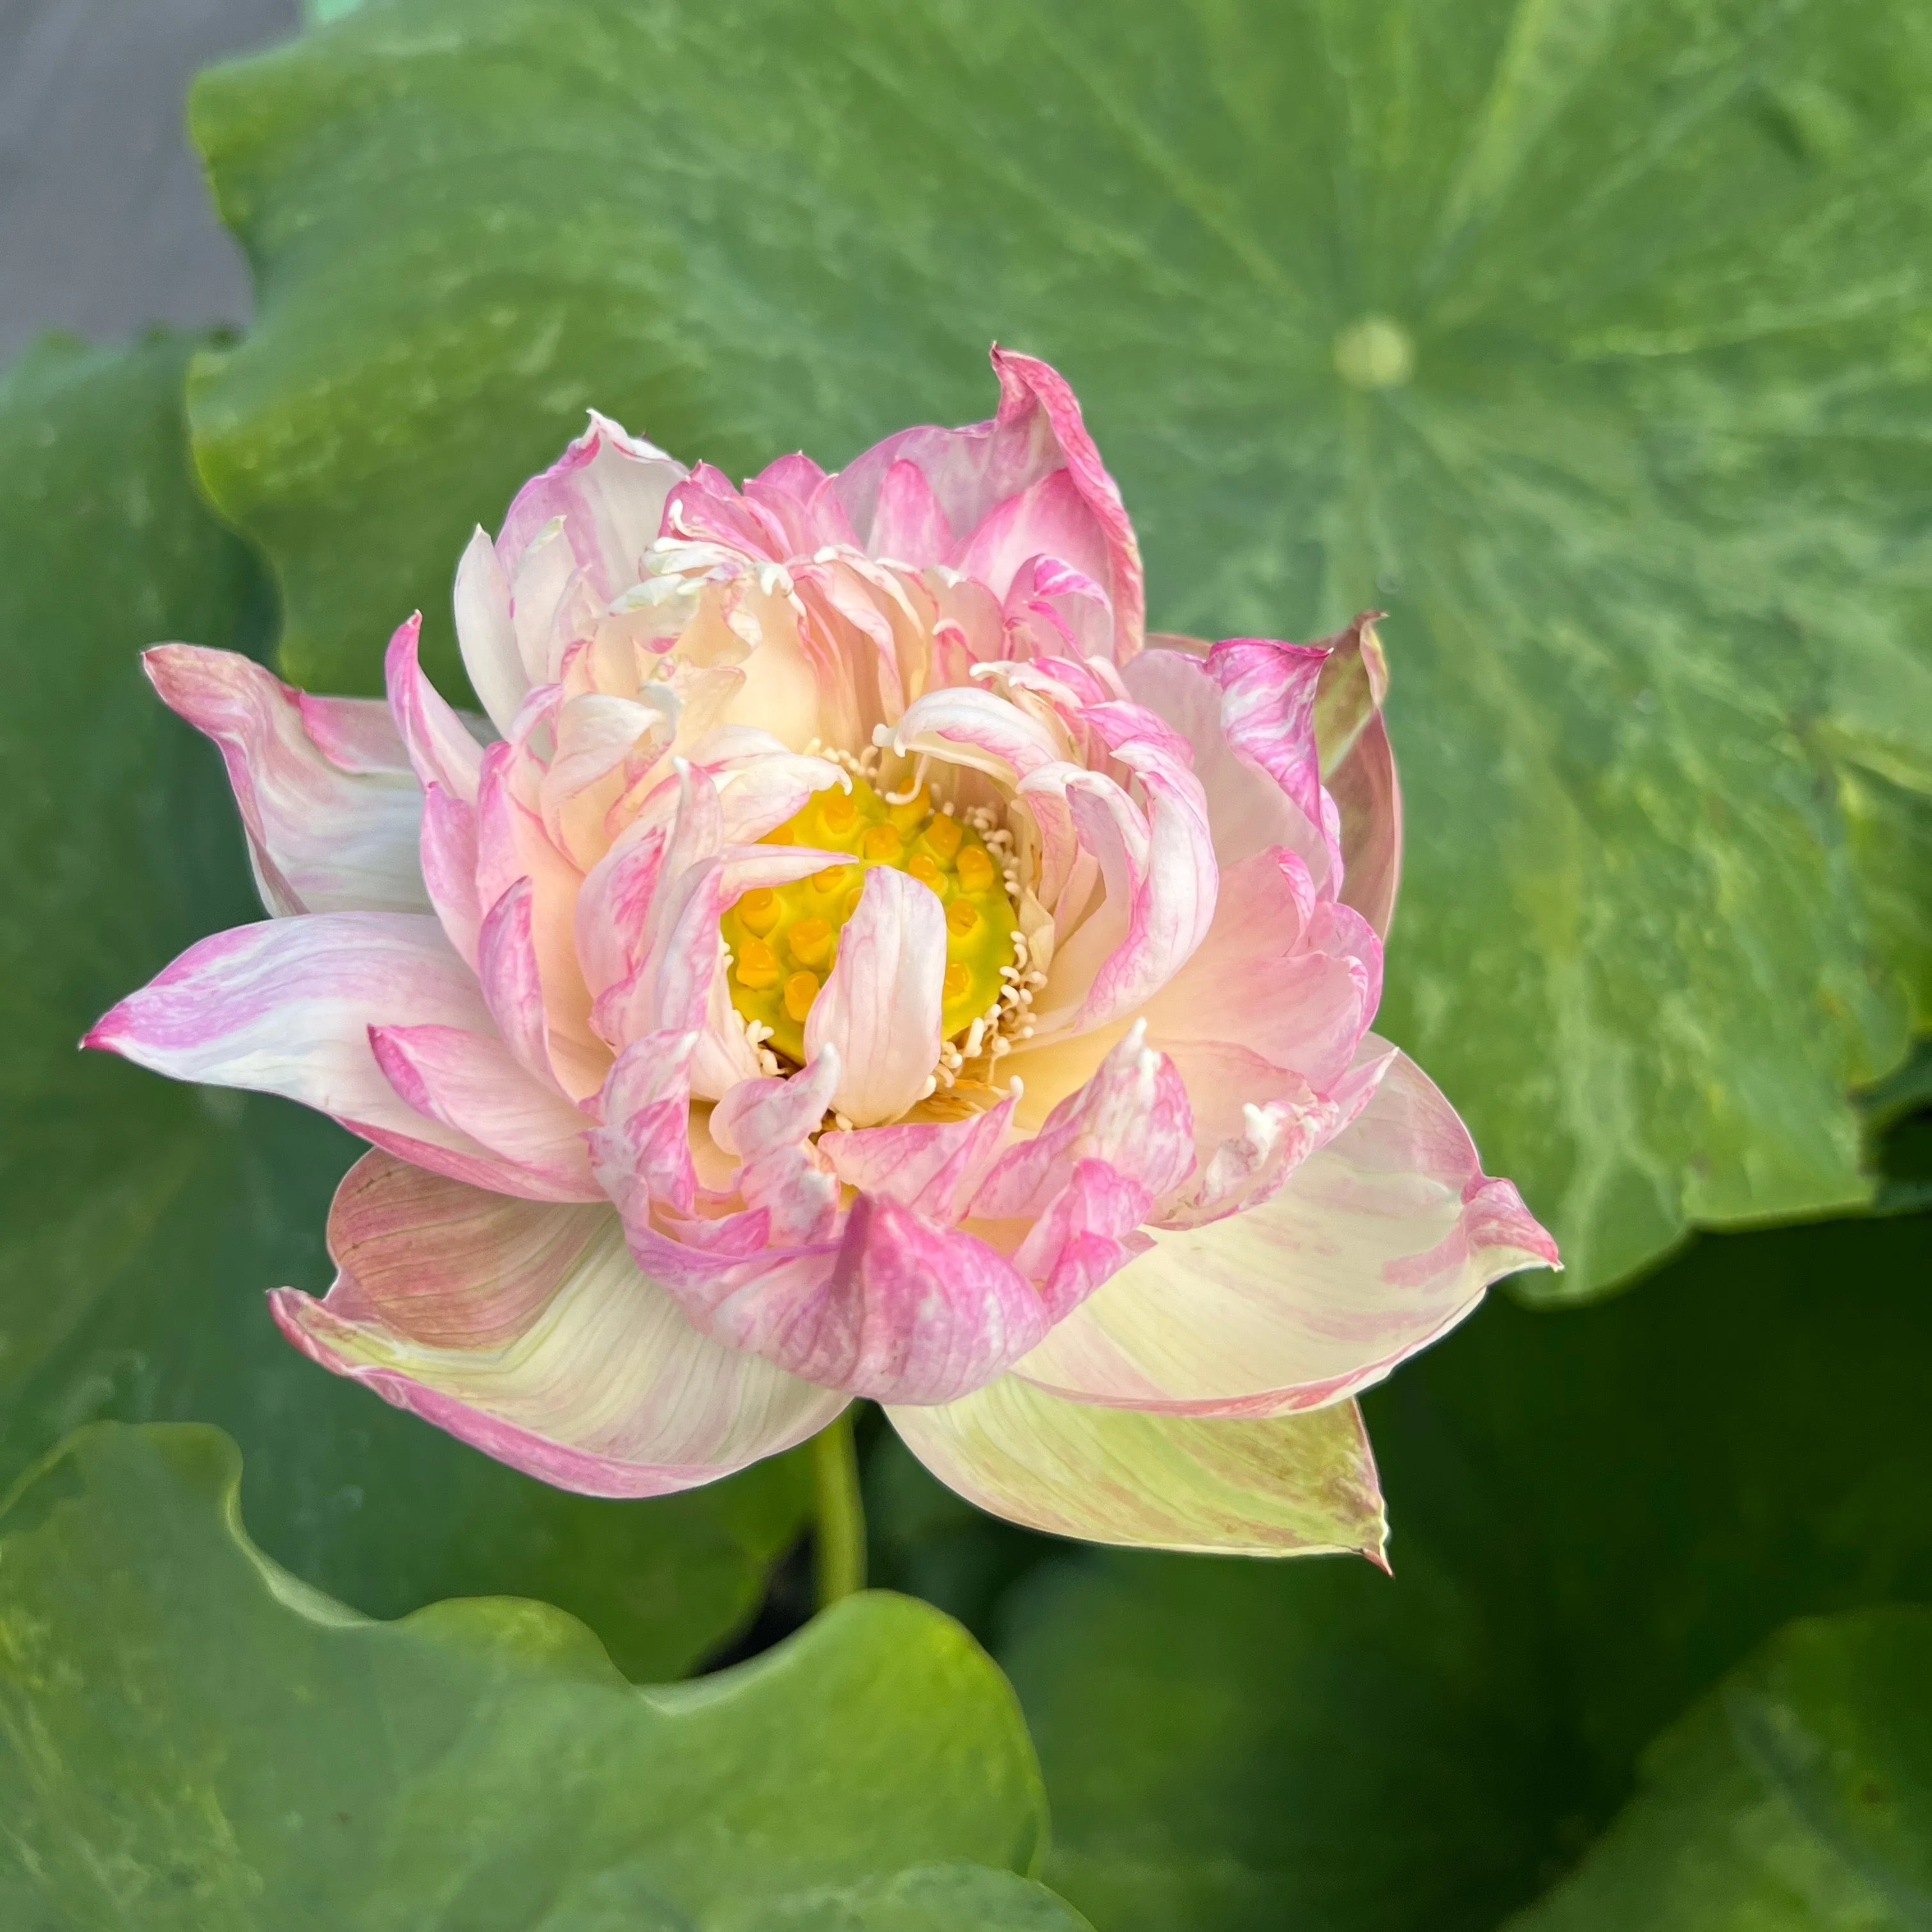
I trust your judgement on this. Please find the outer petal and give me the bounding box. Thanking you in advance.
[270,1151,844,1498]
[369,1023,600,1202]
[833,347,1144,660]
[1122,642,1329,881]
[144,645,426,918]
[1012,1047,1559,1418]
[383,613,484,805]
[1312,615,1403,938]
[630,1193,1057,1407]
[83,913,529,1184]
[887,1375,1386,1558]
[804,866,947,1127]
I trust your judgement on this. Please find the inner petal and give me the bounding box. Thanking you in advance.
[720,777,1016,1065]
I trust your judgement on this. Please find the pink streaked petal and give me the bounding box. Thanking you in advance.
[710,1052,843,1248]
[454,525,526,737]
[663,1193,1053,1406]
[833,348,1143,661]
[84,913,515,1163]
[977,1022,1194,1221]
[744,451,863,555]
[1310,614,1401,934]
[868,456,954,564]
[1013,1046,1558,1419]
[1207,635,1345,892]
[1023,729,1216,1039]
[590,1030,702,1218]
[1139,847,1382,1094]
[369,1022,599,1202]
[887,683,1067,784]
[419,782,483,968]
[817,1097,1016,1224]
[887,1377,1386,1558]
[1122,643,1330,879]
[270,1154,841,1499]
[803,867,947,1127]
[144,644,426,920]
[952,468,1117,622]
[384,614,484,805]
[497,410,686,605]
[477,881,557,1087]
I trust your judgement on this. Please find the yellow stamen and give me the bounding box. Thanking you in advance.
[922,814,964,862]
[736,938,780,990]
[788,916,836,968]
[737,886,781,936]
[783,971,820,1023]
[943,962,971,1003]
[955,846,995,893]
[907,853,945,893]
[946,898,980,938]
[860,823,904,863]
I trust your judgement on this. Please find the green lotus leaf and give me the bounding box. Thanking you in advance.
[0,330,807,1680]
[0,1421,1067,1930]
[184,0,1932,1294]
[1507,1607,1932,1932]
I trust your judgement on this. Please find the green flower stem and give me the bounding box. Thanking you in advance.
[810,1408,867,1609]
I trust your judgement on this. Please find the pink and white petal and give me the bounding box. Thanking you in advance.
[818,1097,1016,1224]
[1024,745,1214,1039]
[867,456,954,564]
[82,913,541,1177]
[803,867,947,1127]
[1309,614,1402,934]
[370,1023,600,1202]
[1139,847,1381,1094]
[477,881,557,1087]
[975,1023,1194,1220]
[1122,642,1333,884]
[497,410,686,605]
[886,1376,1386,1558]
[886,682,1067,784]
[454,526,527,737]
[833,348,1143,660]
[270,1154,842,1499]
[1329,707,1402,939]
[144,645,426,919]
[1012,1046,1558,1418]
[661,1193,1053,1405]
[420,782,483,968]
[384,614,485,805]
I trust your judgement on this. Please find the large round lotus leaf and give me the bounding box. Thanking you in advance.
[994,1209,1932,1932]
[183,0,1932,1295]
[0,331,808,1681]
[0,1422,1075,1931]
[1506,1607,1932,1932]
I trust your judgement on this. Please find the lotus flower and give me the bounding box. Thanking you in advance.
[90,350,1556,1557]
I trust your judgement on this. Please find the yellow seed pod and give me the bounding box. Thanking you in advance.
[720,775,1017,1065]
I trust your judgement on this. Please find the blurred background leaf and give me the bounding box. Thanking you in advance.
[983,1210,1932,1931]
[0,1421,1084,1931]
[184,0,1932,1297]
[0,328,810,1681]
[1504,1606,1932,1932]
